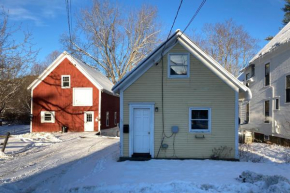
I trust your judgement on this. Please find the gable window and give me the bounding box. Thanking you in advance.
[245,103,249,124]
[61,75,70,88]
[114,112,117,125]
[106,112,109,126]
[251,64,255,77]
[189,107,211,133]
[265,100,270,123]
[168,53,190,78]
[265,63,270,86]
[41,111,55,123]
[286,75,290,103]
[73,88,93,106]
[275,98,280,110]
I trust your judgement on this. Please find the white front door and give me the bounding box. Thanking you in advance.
[84,111,94,131]
[133,108,150,153]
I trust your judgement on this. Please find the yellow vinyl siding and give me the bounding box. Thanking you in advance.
[123,43,236,158]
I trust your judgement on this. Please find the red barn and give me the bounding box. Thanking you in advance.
[27,51,119,132]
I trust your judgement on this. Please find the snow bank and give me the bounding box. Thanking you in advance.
[240,142,290,163]
[0,151,12,160]
[16,132,62,143]
[68,171,290,193]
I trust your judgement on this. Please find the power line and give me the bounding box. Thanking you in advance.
[65,0,73,44]
[161,0,183,55]
[181,0,206,36]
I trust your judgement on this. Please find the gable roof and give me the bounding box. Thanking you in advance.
[27,51,114,94]
[112,30,251,100]
[250,22,290,63]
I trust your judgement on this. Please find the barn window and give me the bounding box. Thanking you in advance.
[41,111,55,123]
[265,100,270,123]
[106,112,109,126]
[168,53,190,78]
[73,88,93,106]
[189,107,211,133]
[61,75,70,88]
[286,75,290,103]
[114,112,117,125]
[265,63,270,86]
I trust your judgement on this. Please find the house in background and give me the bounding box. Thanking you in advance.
[239,22,290,143]
[112,30,252,160]
[27,52,119,132]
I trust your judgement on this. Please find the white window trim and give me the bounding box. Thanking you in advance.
[41,111,55,123]
[106,112,109,126]
[114,112,117,125]
[72,87,93,106]
[188,107,211,133]
[168,53,190,78]
[61,75,70,89]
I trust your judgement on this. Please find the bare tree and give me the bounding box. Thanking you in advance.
[31,50,61,75]
[191,19,259,76]
[0,9,38,118]
[61,1,160,83]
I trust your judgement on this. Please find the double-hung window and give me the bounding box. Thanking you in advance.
[265,63,270,86]
[286,75,290,103]
[168,53,190,78]
[189,108,211,133]
[61,75,70,88]
[41,111,55,123]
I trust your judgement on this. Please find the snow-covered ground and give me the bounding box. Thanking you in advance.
[1,128,290,193]
[0,124,30,135]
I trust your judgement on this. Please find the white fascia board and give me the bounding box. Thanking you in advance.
[27,52,68,90]
[112,31,179,93]
[27,51,104,92]
[113,38,178,93]
[178,34,248,93]
[67,55,103,91]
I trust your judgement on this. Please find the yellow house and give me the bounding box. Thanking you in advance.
[112,30,252,160]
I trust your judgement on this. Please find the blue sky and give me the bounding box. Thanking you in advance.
[1,0,285,62]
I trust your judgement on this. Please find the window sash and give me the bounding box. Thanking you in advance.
[168,53,189,77]
[251,65,255,77]
[189,108,211,132]
[276,99,279,110]
[286,89,290,103]
[62,75,70,88]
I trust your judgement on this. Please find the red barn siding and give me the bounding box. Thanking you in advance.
[32,58,100,132]
[101,92,119,129]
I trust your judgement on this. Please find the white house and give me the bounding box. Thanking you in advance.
[239,22,290,141]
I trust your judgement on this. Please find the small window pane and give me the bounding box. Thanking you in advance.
[170,66,188,75]
[170,55,188,66]
[63,77,69,81]
[87,114,92,122]
[63,82,69,87]
[265,63,270,86]
[191,120,208,130]
[276,99,279,110]
[251,65,255,77]
[44,113,52,121]
[192,110,208,119]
